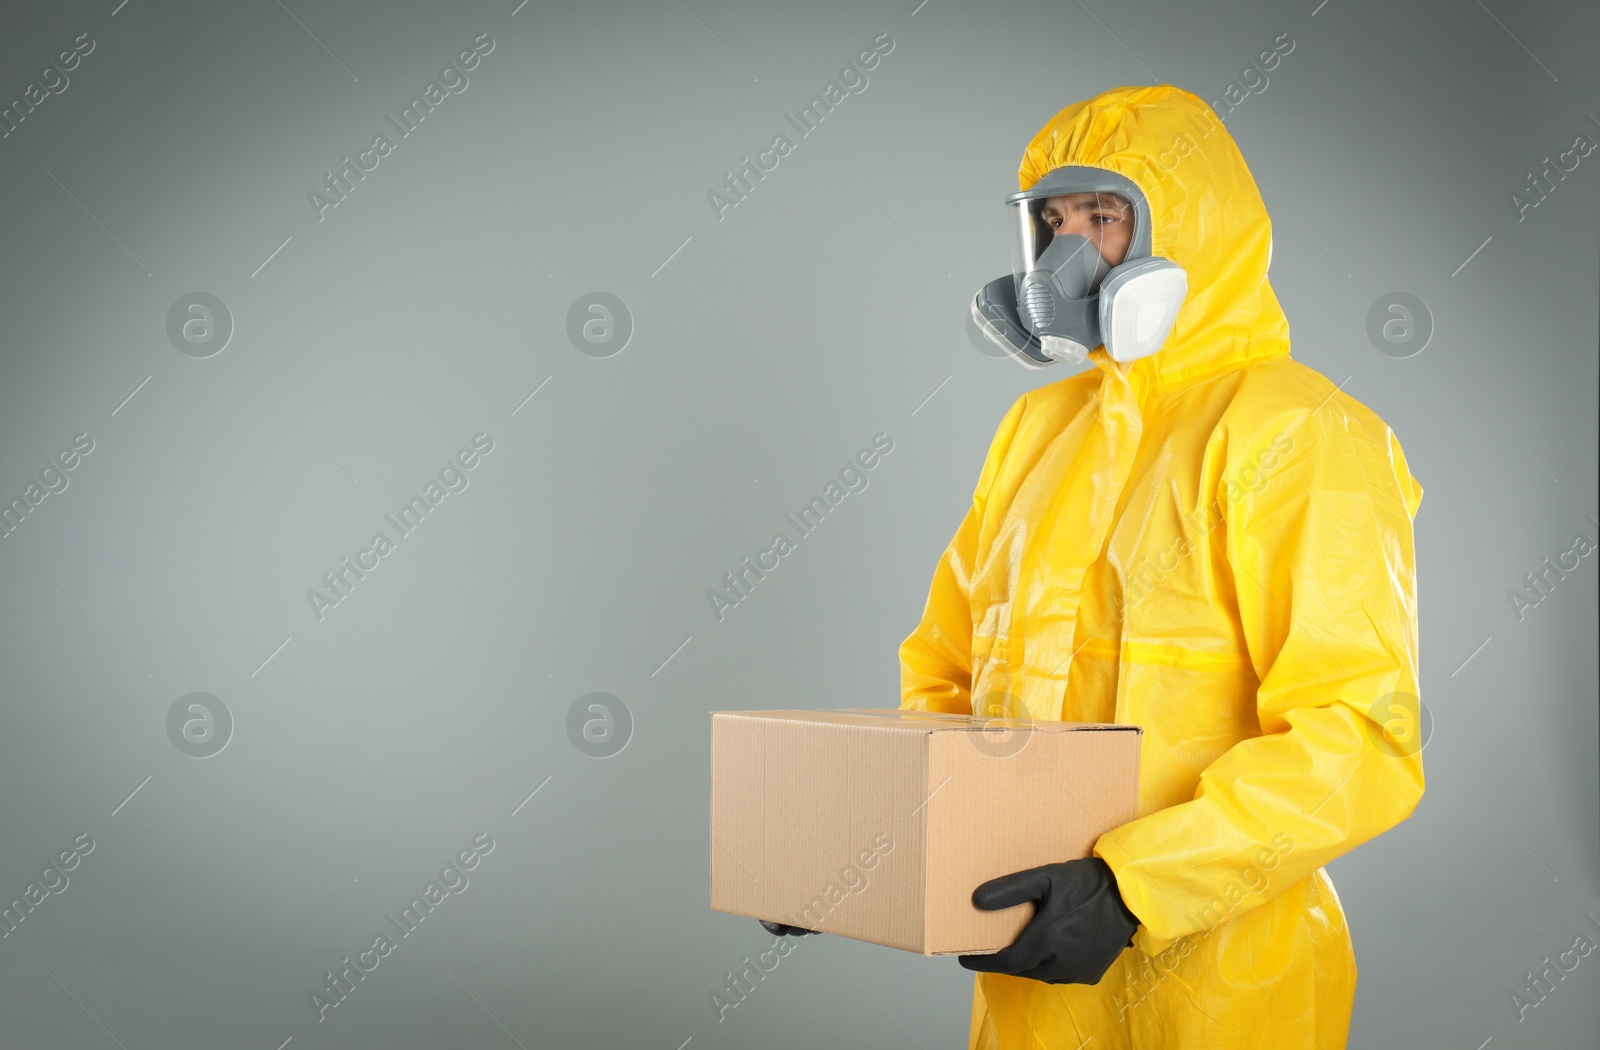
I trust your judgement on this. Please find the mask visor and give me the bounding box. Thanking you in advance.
[1008,190,1134,295]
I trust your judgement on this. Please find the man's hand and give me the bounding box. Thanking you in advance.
[758,920,820,937]
[957,857,1139,985]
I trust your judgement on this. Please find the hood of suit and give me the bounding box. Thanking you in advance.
[1019,84,1291,389]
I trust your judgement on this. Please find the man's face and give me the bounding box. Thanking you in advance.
[1039,192,1135,270]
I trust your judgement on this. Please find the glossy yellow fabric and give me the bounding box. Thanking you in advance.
[899,84,1425,1049]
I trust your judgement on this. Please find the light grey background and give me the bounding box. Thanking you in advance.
[0,0,1595,1047]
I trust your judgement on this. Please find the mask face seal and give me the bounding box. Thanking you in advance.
[971,165,1187,369]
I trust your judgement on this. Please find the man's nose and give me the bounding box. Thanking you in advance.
[1062,216,1097,240]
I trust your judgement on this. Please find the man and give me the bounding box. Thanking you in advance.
[900,84,1425,1048]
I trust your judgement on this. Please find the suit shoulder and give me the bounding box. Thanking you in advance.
[1226,357,1423,518]
[1227,357,1401,452]
[1017,368,1102,419]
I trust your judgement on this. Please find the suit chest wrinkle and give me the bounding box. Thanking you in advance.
[966,391,1102,638]
[969,385,1241,654]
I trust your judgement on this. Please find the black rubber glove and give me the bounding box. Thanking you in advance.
[957,857,1139,985]
[757,920,819,937]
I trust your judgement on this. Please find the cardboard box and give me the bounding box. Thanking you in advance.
[709,708,1141,956]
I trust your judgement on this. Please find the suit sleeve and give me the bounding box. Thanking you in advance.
[1094,398,1426,955]
[899,395,1028,715]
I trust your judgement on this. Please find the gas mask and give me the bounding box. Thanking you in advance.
[971,165,1188,369]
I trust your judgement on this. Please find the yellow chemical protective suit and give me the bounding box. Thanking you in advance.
[899,84,1425,1049]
